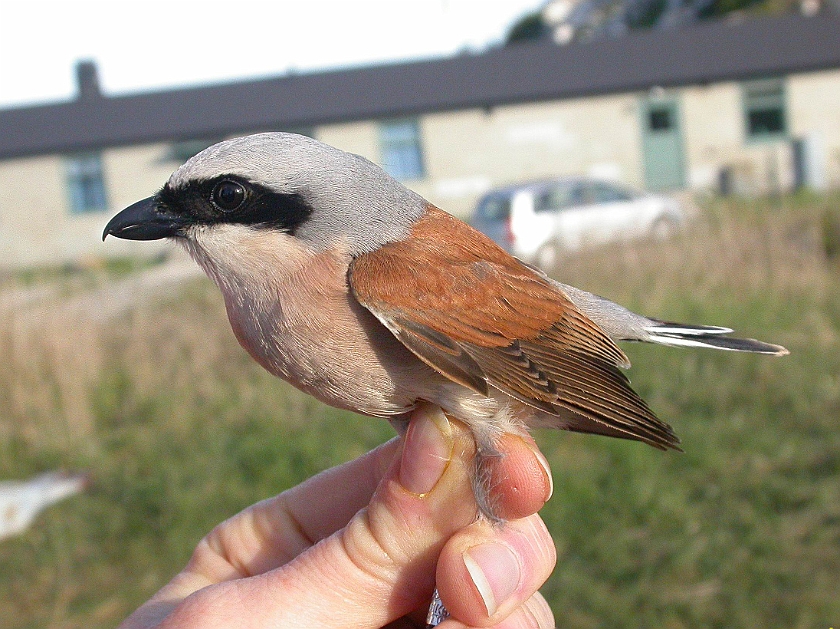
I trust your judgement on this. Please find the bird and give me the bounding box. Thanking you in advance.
[103,132,788,520]
[0,471,88,541]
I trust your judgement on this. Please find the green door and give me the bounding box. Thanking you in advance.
[641,99,685,191]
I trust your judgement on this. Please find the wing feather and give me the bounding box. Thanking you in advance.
[349,206,680,450]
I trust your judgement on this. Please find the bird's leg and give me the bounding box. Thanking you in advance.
[472,437,506,524]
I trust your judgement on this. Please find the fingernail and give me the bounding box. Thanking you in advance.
[400,405,453,495]
[530,444,554,502]
[463,543,521,617]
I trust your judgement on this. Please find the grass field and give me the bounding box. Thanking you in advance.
[1,193,838,628]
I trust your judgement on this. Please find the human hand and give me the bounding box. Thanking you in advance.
[119,404,556,628]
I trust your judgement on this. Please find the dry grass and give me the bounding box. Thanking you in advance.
[1,192,838,628]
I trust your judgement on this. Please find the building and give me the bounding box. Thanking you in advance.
[1,12,839,268]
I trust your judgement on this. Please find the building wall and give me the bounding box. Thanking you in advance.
[316,121,381,163]
[680,81,796,194]
[679,69,840,194]
[0,144,176,268]
[788,68,840,189]
[681,82,746,189]
[424,94,643,216]
[0,154,67,266]
[316,93,643,217]
[1,68,839,269]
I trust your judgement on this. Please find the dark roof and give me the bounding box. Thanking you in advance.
[2,12,839,160]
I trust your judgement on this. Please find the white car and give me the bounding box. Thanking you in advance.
[469,178,684,268]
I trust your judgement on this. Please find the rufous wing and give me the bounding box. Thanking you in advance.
[349,206,680,450]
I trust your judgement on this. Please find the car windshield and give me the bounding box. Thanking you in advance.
[587,182,636,203]
[476,195,512,220]
[534,183,582,212]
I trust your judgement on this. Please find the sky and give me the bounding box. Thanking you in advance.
[0,0,544,109]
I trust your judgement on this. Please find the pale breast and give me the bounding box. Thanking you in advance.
[183,225,436,417]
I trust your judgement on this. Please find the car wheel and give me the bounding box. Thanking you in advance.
[535,241,562,270]
[650,216,679,241]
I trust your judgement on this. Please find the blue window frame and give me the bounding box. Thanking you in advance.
[380,120,425,180]
[66,152,108,213]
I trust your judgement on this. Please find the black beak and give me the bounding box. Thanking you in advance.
[102,196,187,241]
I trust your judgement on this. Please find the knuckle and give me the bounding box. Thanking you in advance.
[516,593,555,629]
[339,508,408,584]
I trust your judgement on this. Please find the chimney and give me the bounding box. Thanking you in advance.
[75,60,101,100]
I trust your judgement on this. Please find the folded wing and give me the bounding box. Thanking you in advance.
[349,206,680,450]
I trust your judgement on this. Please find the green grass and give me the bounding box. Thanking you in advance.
[1,193,838,628]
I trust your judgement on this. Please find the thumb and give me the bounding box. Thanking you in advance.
[165,404,479,629]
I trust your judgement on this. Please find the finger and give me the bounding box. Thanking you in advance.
[484,433,553,521]
[177,425,552,590]
[179,412,553,586]
[120,437,404,629]
[436,515,556,627]
[279,435,401,542]
[182,414,554,620]
[205,435,403,577]
[439,592,555,629]
[161,404,481,629]
[158,436,399,592]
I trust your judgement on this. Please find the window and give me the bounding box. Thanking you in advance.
[476,195,511,221]
[535,183,582,212]
[66,153,108,213]
[648,107,673,131]
[743,79,787,141]
[380,120,425,180]
[591,182,634,203]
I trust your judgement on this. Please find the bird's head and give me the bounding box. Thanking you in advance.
[103,132,426,255]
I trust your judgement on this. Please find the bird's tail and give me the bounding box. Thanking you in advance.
[548,280,789,356]
[643,320,789,355]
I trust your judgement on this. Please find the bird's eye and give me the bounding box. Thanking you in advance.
[211,180,246,211]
